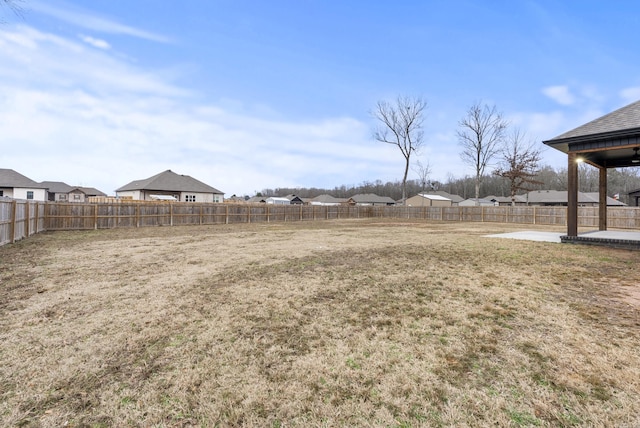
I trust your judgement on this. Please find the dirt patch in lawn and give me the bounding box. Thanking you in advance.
[1,219,639,427]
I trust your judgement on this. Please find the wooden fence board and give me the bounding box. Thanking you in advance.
[2,200,640,247]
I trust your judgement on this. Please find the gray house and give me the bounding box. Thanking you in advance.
[350,193,396,206]
[0,169,47,201]
[116,170,224,203]
[41,181,106,203]
[525,190,625,207]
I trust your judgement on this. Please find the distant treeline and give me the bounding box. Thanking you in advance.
[258,165,640,205]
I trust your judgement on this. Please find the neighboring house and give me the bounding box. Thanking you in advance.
[284,194,305,205]
[115,170,224,203]
[41,181,107,203]
[309,194,349,206]
[265,197,290,205]
[350,193,396,206]
[0,169,47,201]
[247,196,267,203]
[629,189,640,207]
[583,192,627,206]
[485,194,527,206]
[405,193,452,207]
[428,190,464,206]
[225,195,249,203]
[525,190,625,206]
[459,198,495,207]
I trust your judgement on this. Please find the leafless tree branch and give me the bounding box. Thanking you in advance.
[373,95,427,204]
[493,128,543,205]
[457,101,508,204]
[1,0,25,22]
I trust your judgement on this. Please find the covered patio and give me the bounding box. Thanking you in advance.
[543,100,640,248]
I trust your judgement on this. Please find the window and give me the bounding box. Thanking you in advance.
[0,190,3,197]
[59,194,67,201]
[73,194,81,200]
[185,195,196,202]
[27,191,34,200]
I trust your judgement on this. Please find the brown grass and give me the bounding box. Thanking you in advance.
[1,219,639,427]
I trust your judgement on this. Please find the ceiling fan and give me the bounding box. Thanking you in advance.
[633,147,640,164]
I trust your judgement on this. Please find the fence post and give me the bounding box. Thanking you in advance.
[170,203,173,226]
[533,206,536,225]
[35,202,40,233]
[10,200,17,244]
[248,205,251,223]
[25,201,30,238]
[225,204,229,224]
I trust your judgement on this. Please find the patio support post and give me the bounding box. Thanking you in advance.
[567,152,578,237]
[598,166,607,231]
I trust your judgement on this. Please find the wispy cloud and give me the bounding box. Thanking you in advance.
[30,1,171,43]
[0,25,395,195]
[620,87,640,104]
[542,85,575,106]
[79,34,110,50]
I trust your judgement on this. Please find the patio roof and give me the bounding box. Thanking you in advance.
[543,99,640,241]
[543,100,640,168]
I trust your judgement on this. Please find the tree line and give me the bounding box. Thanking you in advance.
[258,164,640,205]
[259,95,640,205]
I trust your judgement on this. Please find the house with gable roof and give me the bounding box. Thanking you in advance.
[525,190,625,207]
[350,193,396,206]
[309,194,349,206]
[0,169,47,201]
[115,170,224,203]
[41,181,106,203]
[405,193,452,207]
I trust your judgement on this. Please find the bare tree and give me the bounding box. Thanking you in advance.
[457,102,508,205]
[493,129,543,205]
[373,96,427,204]
[0,0,24,22]
[413,159,432,193]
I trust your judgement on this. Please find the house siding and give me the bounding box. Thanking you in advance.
[12,188,46,201]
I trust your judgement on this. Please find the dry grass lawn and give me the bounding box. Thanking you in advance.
[1,219,639,427]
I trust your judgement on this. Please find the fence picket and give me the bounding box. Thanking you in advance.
[2,200,640,247]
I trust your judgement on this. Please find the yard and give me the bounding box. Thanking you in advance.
[1,219,639,427]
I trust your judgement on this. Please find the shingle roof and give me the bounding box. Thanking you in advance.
[40,181,75,193]
[0,169,46,188]
[549,100,640,141]
[430,190,464,203]
[417,193,451,201]
[116,170,223,194]
[79,187,107,197]
[583,192,627,206]
[311,194,348,203]
[350,193,396,204]
[485,194,527,203]
[526,190,597,204]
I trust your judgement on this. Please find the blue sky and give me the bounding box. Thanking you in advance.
[2,0,640,196]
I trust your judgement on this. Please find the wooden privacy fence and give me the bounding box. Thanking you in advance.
[2,201,640,246]
[0,199,47,246]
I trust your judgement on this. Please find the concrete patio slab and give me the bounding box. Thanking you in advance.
[486,229,640,249]
[485,231,563,243]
